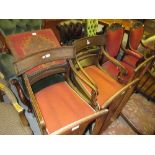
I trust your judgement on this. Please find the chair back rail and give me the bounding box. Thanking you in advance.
[74,35,105,53]
[14,46,75,75]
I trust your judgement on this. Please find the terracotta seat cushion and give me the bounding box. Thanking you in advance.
[35,82,94,134]
[122,94,155,135]
[122,54,139,67]
[102,61,134,83]
[78,65,123,107]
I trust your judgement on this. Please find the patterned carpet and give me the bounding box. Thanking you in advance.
[101,93,155,135]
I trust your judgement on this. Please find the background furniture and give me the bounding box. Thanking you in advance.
[0,72,32,135]
[0,19,43,80]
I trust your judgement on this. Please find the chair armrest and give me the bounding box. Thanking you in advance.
[69,60,100,110]
[75,56,98,89]
[0,82,29,126]
[121,45,143,59]
[11,79,32,112]
[101,47,128,76]
[140,40,155,51]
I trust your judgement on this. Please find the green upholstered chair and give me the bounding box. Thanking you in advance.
[0,19,42,80]
[84,19,99,37]
[0,72,32,135]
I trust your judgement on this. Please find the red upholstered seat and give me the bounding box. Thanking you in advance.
[6,29,62,76]
[102,60,134,83]
[35,81,95,134]
[122,54,139,67]
[78,65,123,107]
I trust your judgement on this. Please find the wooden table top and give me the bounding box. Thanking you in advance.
[99,19,138,31]
[6,29,60,60]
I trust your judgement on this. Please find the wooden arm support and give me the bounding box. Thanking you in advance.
[11,79,32,112]
[69,60,100,110]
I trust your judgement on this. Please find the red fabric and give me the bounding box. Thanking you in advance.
[35,82,94,134]
[129,26,144,50]
[102,61,134,84]
[6,29,60,60]
[78,65,123,107]
[102,61,120,78]
[122,55,139,67]
[106,28,124,57]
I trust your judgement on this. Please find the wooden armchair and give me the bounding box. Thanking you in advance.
[13,46,108,135]
[0,72,32,135]
[68,35,144,133]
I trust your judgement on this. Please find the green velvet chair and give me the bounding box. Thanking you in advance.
[0,19,42,80]
[84,19,99,37]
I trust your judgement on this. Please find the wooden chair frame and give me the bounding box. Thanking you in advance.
[13,46,108,135]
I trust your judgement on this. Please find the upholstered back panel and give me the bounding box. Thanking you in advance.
[57,20,84,45]
[106,23,124,57]
[0,19,42,36]
[129,22,144,50]
[85,19,98,37]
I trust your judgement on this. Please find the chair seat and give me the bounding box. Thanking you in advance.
[102,61,134,83]
[78,65,123,107]
[121,94,155,135]
[0,103,32,135]
[122,54,139,67]
[35,82,95,134]
[101,116,137,135]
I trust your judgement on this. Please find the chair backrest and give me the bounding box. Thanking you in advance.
[128,21,144,50]
[57,20,84,45]
[84,19,98,37]
[105,23,124,58]
[73,35,105,68]
[14,46,75,84]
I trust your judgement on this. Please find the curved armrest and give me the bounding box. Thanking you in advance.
[121,45,143,59]
[140,40,155,51]
[0,82,29,126]
[69,60,100,110]
[11,79,32,112]
[75,56,98,90]
[101,47,128,76]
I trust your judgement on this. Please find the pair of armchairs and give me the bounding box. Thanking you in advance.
[101,22,146,84]
[0,19,43,80]
[0,72,32,135]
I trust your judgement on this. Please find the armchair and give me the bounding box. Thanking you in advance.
[13,46,108,135]
[0,72,32,135]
